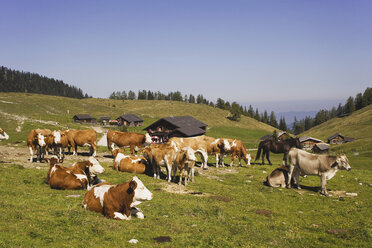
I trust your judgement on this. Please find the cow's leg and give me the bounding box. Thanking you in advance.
[165,159,172,182]
[130,145,135,155]
[91,143,97,157]
[130,207,144,219]
[29,147,34,162]
[320,175,328,196]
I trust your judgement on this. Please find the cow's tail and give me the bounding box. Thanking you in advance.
[255,142,262,161]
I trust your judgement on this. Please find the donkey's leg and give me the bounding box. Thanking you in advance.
[266,152,272,165]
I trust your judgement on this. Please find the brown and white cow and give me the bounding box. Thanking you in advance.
[112,148,149,174]
[171,147,197,185]
[53,130,70,159]
[46,156,105,190]
[142,142,178,182]
[67,129,97,156]
[222,139,252,167]
[287,148,351,195]
[27,129,48,162]
[107,130,152,154]
[0,128,9,140]
[203,136,231,168]
[83,176,153,220]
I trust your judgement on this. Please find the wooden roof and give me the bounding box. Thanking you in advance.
[144,116,207,131]
[117,114,143,122]
[73,114,94,120]
[299,136,323,143]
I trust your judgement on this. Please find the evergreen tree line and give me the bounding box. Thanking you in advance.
[0,66,89,99]
[292,87,372,134]
[109,90,286,129]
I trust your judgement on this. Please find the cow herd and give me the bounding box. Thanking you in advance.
[0,127,352,220]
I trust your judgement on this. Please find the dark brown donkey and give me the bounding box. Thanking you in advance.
[255,137,301,165]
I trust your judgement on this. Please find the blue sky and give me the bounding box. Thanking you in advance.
[1,0,371,112]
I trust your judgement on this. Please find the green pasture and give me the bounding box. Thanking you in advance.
[0,153,370,247]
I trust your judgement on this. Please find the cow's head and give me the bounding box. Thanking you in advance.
[37,133,46,147]
[336,154,351,171]
[145,133,152,145]
[245,153,252,165]
[112,148,120,158]
[182,147,196,161]
[53,131,61,144]
[131,176,153,207]
[88,157,105,175]
[44,155,63,165]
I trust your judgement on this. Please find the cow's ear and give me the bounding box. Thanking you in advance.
[127,180,137,194]
[59,158,64,163]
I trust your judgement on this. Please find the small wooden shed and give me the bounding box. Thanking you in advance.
[312,143,330,154]
[299,136,323,150]
[144,116,208,142]
[99,116,110,125]
[73,114,96,123]
[327,133,355,144]
[116,114,143,127]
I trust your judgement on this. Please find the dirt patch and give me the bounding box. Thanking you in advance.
[153,236,171,243]
[327,228,347,235]
[160,183,210,197]
[254,209,274,217]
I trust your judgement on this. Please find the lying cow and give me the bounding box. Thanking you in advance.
[45,156,105,190]
[107,130,152,154]
[83,176,153,220]
[287,148,351,195]
[0,128,9,140]
[27,129,47,162]
[112,148,150,174]
[67,129,97,156]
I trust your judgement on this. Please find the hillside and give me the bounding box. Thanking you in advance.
[0,92,276,148]
[301,104,372,156]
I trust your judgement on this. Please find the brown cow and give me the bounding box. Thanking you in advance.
[142,142,177,182]
[112,148,149,174]
[53,130,70,159]
[287,148,351,195]
[222,139,252,167]
[83,176,153,220]
[107,129,152,154]
[45,156,105,190]
[67,129,97,156]
[171,147,197,185]
[203,136,231,168]
[27,129,48,162]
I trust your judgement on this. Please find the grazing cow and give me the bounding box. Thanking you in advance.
[142,143,178,182]
[107,130,152,154]
[287,148,351,195]
[27,129,47,162]
[83,176,153,220]
[112,148,149,174]
[221,139,252,167]
[67,129,97,156]
[171,147,197,185]
[46,156,105,190]
[0,128,9,140]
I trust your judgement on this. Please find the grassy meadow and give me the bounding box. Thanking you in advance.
[0,93,371,247]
